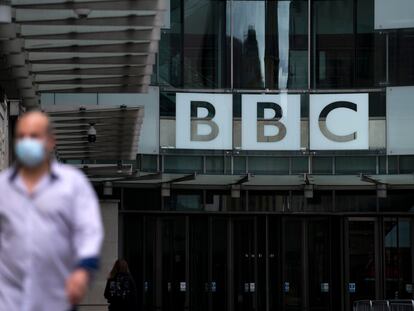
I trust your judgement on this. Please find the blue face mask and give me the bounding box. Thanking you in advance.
[15,138,47,168]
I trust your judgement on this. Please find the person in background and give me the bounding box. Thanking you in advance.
[104,259,137,311]
[0,111,104,311]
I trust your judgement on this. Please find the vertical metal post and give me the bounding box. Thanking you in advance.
[308,0,312,90]
[185,216,190,311]
[227,218,234,311]
[155,217,163,311]
[265,216,270,311]
[302,220,309,311]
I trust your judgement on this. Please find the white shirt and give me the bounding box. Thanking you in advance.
[0,161,104,311]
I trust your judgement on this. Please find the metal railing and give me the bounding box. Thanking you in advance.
[354,300,414,311]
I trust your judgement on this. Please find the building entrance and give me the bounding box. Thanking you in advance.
[122,214,413,311]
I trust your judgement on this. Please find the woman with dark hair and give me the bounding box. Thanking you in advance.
[104,259,137,311]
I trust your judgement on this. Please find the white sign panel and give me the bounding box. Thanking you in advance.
[375,0,414,30]
[387,86,414,155]
[176,93,233,150]
[310,93,369,150]
[242,94,301,150]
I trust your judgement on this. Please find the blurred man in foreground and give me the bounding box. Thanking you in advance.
[0,111,104,311]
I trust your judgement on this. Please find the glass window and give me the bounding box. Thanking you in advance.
[389,29,414,86]
[335,191,377,212]
[399,156,414,174]
[306,191,333,212]
[312,157,333,174]
[165,190,203,211]
[139,155,158,172]
[123,189,161,210]
[164,155,204,173]
[312,0,385,88]
[206,156,224,174]
[159,0,229,88]
[291,157,308,174]
[248,191,289,212]
[232,0,308,89]
[335,156,376,174]
[234,156,247,174]
[248,156,289,175]
[379,191,414,212]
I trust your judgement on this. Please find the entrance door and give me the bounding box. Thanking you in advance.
[345,218,379,310]
[233,217,268,311]
[383,218,414,300]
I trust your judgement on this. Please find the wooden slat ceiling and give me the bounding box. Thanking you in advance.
[0,0,166,108]
[49,107,144,160]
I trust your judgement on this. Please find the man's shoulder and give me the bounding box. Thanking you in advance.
[0,167,14,185]
[53,162,89,183]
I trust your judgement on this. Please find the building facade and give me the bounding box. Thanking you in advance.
[113,1,414,311]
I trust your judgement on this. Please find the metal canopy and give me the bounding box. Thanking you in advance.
[50,107,144,160]
[0,0,166,107]
[111,174,414,190]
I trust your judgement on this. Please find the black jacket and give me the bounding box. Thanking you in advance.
[104,272,137,311]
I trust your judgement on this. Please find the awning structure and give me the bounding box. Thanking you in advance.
[50,107,143,160]
[104,173,414,190]
[0,0,166,107]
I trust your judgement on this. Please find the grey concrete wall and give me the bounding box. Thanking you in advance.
[79,200,119,311]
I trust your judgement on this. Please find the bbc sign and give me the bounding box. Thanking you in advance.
[176,93,369,151]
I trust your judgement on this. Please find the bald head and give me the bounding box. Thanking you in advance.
[15,111,55,156]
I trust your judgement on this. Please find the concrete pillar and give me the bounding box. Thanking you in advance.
[79,200,119,311]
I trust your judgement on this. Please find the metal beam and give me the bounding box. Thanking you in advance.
[13,1,167,11]
[27,42,158,53]
[17,14,162,27]
[39,85,148,93]
[24,29,160,41]
[30,54,155,65]
[36,76,151,85]
[32,65,152,76]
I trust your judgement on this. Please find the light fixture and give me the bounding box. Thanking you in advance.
[304,184,314,199]
[87,123,97,143]
[74,8,91,19]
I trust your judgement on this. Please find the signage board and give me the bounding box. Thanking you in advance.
[175,92,369,151]
[387,86,414,155]
[309,93,369,150]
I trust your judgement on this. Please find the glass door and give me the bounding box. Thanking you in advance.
[345,218,379,310]
[162,217,187,311]
[233,217,267,311]
[384,218,414,300]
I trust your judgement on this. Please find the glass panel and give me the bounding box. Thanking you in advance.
[232,0,308,89]
[159,0,229,88]
[123,189,161,210]
[348,220,376,305]
[144,217,157,310]
[206,156,224,174]
[248,157,290,175]
[123,215,143,308]
[248,191,290,212]
[283,219,303,311]
[336,191,377,212]
[165,190,203,211]
[164,155,204,173]
[379,191,414,212]
[389,29,414,86]
[306,191,333,212]
[399,156,414,174]
[335,156,376,174]
[291,157,309,174]
[313,0,385,88]
[234,157,247,174]
[162,218,187,311]
[312,157,333,174]
[233,218,255,311]
[190,217,209,311]
[309,219,331,311]
[205,190,232,212]
[140,155,158,172]
[212,218,228,311]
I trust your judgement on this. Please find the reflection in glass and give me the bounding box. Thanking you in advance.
[233,0,308,89]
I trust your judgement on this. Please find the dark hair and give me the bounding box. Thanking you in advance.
[108,259,130,279]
